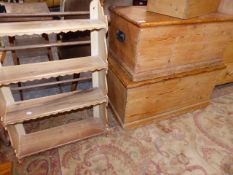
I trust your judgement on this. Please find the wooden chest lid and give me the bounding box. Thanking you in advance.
[110,6,233,28]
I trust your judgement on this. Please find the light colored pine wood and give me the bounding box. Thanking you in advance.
[0,89,7,119]
[3,88,107,125]
[0,162,12,175]
[0,19,107,37]
[0,0,109,160]
[109,6,233,81]
[147,0,221,19]
[12,118,105,159]
[48,34,59,61]
[90,0,108,119]
[10,76,92,91]
[0,123,10,146]
[0,57,25,149]
[110,6,233,28]
[0,2,51,22]
[0,56,107,85]
[1,2,50,14]
[108,55,224,129]
[218,41,233,85]
[0,11,90,18]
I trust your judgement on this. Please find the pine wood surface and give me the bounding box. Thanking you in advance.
[109,6,233,28]
[0,19,107,37]
[0,162,11,175]
[0,56,107,85]
[109,6,233,81]
[1,2,50,13]
[2,88,107,125]
[147,0,221,19]
[218,0,233,15]
[108,55,224,129]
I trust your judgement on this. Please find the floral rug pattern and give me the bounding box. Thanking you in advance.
[0,86,233,175]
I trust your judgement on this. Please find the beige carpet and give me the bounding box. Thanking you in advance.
[0,83,233,175]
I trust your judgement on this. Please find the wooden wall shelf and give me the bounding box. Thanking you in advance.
[0,0,109,160]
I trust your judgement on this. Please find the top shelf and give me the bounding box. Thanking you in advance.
[0,19,107,37]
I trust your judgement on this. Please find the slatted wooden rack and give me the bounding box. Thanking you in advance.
[0,0,109,159]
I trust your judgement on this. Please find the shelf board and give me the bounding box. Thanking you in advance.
[0,56,107,85]
[3,88,107,125]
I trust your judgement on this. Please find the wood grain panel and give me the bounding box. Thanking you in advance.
[0,56,107,85]
[108,54,223,129]
[16,118,105,159]
[0,19,107,37]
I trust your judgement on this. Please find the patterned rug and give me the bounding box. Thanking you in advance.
[0,84,233,175]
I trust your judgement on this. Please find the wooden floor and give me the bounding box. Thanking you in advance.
[0,162,11,175]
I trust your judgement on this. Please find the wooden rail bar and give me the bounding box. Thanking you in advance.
[10,76,92,91]
[0,40,91,51]
[0,11,90,18]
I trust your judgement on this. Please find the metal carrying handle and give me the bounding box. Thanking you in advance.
[116,30,125,42]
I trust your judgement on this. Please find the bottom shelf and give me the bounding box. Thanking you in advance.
[7,117,105,159]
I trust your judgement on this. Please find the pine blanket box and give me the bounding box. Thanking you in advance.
[108,55,225,129]
[109,6,233,82]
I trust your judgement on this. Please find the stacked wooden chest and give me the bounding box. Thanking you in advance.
[108,6,233,129]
